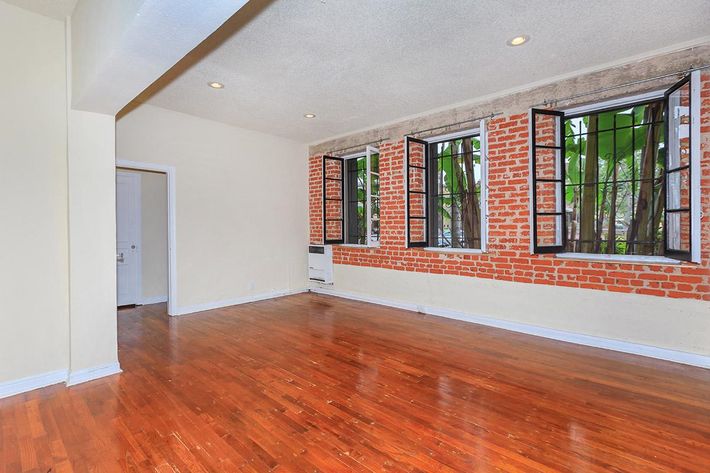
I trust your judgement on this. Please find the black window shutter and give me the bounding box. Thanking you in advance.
[322,156,344,244]
[530,108,566,253]
[406,137,429,247]
[663,73,698,262]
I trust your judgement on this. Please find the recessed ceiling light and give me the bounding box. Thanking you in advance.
[304,113,316,119]
[208,82,224,89]
[506,35,530,47]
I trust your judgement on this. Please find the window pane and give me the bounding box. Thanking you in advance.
[409,218,426,244]
[535,181,563,214]
[409,166,425,193]
[324,180,342,218]
[563,100,665,256]
[666,210,690,252]
[667,80,691,170]
[535,113,561,147]
[324,158,342,179]
[408,141,426,167]
[429,133,482,249]
[536,214,563,247]
[536,148,561,180]
[565,135,584,185]
[345,157,367,244]
[325,219,343,242]
[409,193,426,218]
[667,167,689,211]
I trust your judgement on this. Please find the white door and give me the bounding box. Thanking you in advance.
[116,171,141,306]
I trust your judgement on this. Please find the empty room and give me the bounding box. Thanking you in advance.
[1,0,709,471]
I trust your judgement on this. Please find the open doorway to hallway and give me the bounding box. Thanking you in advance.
[116,167,168,309]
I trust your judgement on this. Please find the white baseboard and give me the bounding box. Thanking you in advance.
[172,288,308,316]
[67,362,122,387]
[310,288,710,369]
[0,369,68,400]
[139,295,168,305]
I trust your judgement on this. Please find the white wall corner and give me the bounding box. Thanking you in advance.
[172,288,308,316]
[66,362,122,387]
[140,295,169,305]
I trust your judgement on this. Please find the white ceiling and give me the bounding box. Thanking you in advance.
[1,0,77,19]
[143,0,710,143]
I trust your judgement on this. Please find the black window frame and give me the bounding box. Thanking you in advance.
[406,136,429,247]
[322,155,344,244]
[663,75,693,261]
[345,155,368,245]
[530,108,567,254]
[426,133,485,250]
[529,73,698,261]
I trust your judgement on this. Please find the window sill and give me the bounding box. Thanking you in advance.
[555,253,682,265]
[423,247,485,255]
[336,243,380,249]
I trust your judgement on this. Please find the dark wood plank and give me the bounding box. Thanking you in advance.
[1,293,709,472]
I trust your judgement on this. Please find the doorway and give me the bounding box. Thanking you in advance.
[116,170,142,306]
[115,160,176,314]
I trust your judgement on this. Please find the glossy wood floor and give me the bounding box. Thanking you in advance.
[2,293,710,472]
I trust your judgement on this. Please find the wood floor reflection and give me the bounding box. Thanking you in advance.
[2,292,709,472]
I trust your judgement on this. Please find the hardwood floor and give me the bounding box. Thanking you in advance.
[2,293,710,472]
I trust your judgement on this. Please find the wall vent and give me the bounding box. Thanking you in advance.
[308,245,333,284]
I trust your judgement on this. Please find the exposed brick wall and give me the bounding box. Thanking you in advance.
[309,154,323,244]
[309,73,710,301]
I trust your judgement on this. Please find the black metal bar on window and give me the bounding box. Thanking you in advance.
[322,155,344,244]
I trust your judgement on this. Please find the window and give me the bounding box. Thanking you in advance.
[530,72,701,262]
[406,123,488,249]
[322,146,380,246]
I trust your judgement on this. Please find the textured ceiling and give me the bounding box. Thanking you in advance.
[142,0,710,143]
[1,0,77,19]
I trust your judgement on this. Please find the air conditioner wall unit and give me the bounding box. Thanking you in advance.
[308,245,333,284]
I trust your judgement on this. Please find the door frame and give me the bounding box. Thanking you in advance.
[116,170,142,306]
[116,160,178,316]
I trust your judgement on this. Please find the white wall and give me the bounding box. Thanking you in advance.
[0,3,69,384]
[119,168,168,302]
[116,104,309,312]
[67,109,119,377]
[316,265,710,360]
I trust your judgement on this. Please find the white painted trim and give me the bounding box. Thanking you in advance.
[67,362,122,387]
[424,126,480,143]
[480,119,489,252]
[310,288,710,369]
[690,70,701,263]
[172,288,308,316]
[337,243,375,249]
[0,370,68,400]
[556,252,682,265]
[116,160,177,315]
[139,295,168,305]
[340,150,366,160]
[424,247,485,255]
[562,89,665,116]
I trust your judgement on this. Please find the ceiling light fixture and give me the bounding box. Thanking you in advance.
[208,81,224,89]
[506,35,530,47]
[304,113,316,119]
